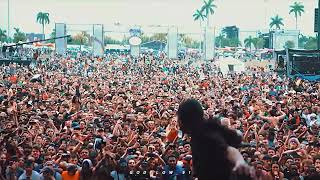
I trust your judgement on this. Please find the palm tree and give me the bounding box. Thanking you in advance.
[13,28,26,43]
[0,28,7,42]
[193,9,206,27]
[289,2,304,29]
[201,0,217,27]
[244,36,254,52]
[36,12,50,39]
[270,15,284,30]
[251,38,263,50]
[193,9,206,52]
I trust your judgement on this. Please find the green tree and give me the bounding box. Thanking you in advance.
[201,0,217,27]
[270,15,284,29]
[140,35,152,44]
[190,40,200,48]
[289,2,304,30]
[73,31,88,51]
[36,12,50,39]
[0,28,7,42]
[193,9,206,51]
[228,38,241,47]
[104,36,121,45]
[47,28,55,43]
[298,34,308,48]
[151,33,167,42]
[215,35,240,48]
[284,40,295,49]
[304,36,317,50]
[121,35,129,45]
[244,36,254,51]
[180,34,194,47]
[13,28,26,43]
[222,26,239,39]
[215,34,224,48]
[252,37,265,50]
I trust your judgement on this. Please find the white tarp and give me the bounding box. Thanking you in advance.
[55,23,67,55]
[217,56,246,74]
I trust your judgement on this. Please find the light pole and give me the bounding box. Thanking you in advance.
[7,0,10,41]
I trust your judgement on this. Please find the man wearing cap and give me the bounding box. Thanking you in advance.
[18,160,41,180]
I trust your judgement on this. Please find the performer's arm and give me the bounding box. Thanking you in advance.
[227,146,256,178]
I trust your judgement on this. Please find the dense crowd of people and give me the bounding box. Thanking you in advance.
[0,51,320,180]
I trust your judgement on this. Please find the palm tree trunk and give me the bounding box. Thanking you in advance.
[295,16,298,30]
[200,21,202,52]
[42,24,45,40]
[207,16,210,27]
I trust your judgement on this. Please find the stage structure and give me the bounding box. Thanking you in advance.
[93,24,104,57]
[271,30,299,50]
[55,23,67,55]
[285,49,320,81]
[167,26,178,59]
[204,27,214,60]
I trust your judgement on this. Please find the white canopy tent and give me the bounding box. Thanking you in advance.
[216,56,246,75]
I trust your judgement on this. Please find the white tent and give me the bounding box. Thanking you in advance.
[216,56,246,74]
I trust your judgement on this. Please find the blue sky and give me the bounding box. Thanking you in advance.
[0,0,317,39]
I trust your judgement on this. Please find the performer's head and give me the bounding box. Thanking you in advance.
[177,99,204,134]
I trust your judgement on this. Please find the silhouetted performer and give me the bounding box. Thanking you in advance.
[177,99,255,180]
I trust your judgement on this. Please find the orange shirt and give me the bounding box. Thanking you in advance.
[9,76,17,84]
[61,171,80,180]
[167,129,178,142]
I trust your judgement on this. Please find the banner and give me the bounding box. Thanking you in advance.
[204,27,214,60]
[167,26,178,59]
[93,24,104,57]
[55,23,67,55]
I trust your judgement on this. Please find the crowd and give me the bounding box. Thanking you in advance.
[0,51,319,180]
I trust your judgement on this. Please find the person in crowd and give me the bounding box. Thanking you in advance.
[18,160,41,180]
